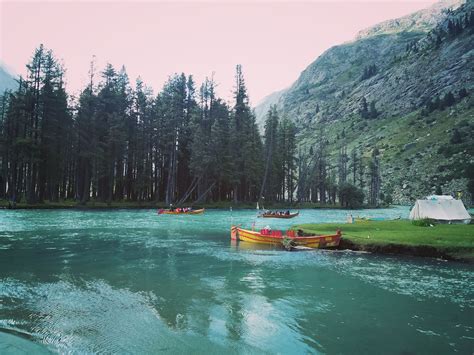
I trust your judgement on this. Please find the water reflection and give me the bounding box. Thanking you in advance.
[0,208,472,354]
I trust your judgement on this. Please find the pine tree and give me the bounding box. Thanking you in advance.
[450,128,462,144]
[260,105,279,201]
[209,99,232,201]
[443,91,455,107]
[189,77,217,202]
[280,116,297,202]
[369,101,379,119]
[359,97,369,119]
[361,64,377,80]
[229,64,263,202]
[338,145,348,185]
[458,88,468,99]
[368,149,381,206]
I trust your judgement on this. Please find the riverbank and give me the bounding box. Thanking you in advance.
[0,199,383,210]
[297,220,474,262]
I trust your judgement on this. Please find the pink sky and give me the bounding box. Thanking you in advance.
[1,1,435,105]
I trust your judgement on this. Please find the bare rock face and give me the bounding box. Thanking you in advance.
[255,0,474,203]
[257,0,472,125]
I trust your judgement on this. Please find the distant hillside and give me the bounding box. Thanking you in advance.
[255,0,474,204]
[254,88,286,129]
[0,65,17,93]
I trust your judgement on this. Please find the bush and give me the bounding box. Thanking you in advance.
[450,128,463,144]
[412,218,437,227]
[339,183,365,208]
[382,193,393,205]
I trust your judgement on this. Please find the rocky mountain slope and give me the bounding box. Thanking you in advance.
[0,65,17,93]
[255,0,474,204]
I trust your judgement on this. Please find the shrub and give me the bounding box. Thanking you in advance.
[412,218,437,227]
[338,183,365,208]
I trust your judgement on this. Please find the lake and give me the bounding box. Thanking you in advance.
[0,207,473,354]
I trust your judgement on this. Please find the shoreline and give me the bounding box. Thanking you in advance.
[297,220,474,263]
[337,238,472,263]
[0,200,394,210]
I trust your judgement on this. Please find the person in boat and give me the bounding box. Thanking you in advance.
[286,210,290,216]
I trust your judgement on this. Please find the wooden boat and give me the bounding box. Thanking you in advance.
[355,217,397,223]
[230,225,341,249]
[260,211,299,219]
[158,208,205,215]
[355,217,370,223]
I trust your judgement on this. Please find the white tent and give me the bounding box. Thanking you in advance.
[409,196,471,224]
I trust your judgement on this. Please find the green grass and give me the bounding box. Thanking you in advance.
[296,220,474,260]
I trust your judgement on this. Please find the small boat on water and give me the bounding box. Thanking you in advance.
[158,208,205,215]
[260,211,299,219]
[231,225,341,249]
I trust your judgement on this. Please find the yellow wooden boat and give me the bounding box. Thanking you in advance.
[230,225,341,249]
[158,208,205,215]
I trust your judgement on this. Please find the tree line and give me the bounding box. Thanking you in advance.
[1,45,387,207]
[294,122,383,209]
[421,89,469,116]
[405,5,473,54]
[0,46,300,206]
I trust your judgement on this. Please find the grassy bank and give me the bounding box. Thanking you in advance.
[296,220,474,262]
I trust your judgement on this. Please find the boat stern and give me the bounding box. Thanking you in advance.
[231,226,238,240]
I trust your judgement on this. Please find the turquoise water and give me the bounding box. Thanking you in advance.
[0,207,473,354]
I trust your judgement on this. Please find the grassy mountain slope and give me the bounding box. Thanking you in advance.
[255,0,474,204]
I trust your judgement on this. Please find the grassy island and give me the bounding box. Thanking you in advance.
[296,220,474,262]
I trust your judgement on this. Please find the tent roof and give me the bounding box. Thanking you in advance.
[409,199,471,221]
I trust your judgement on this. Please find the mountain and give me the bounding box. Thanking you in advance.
[355,0,460,39]
[255,0,474,204]
[0,65,17,93]
[254,88,286,128]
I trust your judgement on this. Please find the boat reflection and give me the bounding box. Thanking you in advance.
[230,239,284,251]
